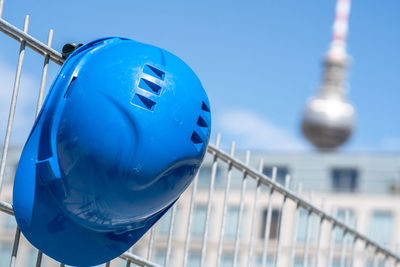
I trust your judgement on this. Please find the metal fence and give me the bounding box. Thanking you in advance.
[0,2,400,266]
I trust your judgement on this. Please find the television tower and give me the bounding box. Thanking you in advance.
[301,0,355,150]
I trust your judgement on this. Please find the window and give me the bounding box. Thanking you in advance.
[368,211,393,245]
[0,243,12,267]
[221,254,234,267]
[296,209,318,242]
[334,209,356,243]
[153,250,166,266]
[157,207,179,236]
[255,256,274,267]
[192,206,208,237]
[260,209,280,239]
[197,165,221,189]
[225,206,246,238]
[262,166,289,185]
[331,168,358,192]
[0,214,16,230]
[188,252,201,267]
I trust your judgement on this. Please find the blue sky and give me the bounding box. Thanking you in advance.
[0,0,399,152]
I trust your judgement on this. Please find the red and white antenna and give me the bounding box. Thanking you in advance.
[329,0,352,59]
[301,0,355,150]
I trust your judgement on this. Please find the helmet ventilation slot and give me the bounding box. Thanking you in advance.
[64,76,77,98]
[143,64,165,80]
[197,116,208,128]
[138,78,161,95]
[201,101,210,112]
[131,94,156,111]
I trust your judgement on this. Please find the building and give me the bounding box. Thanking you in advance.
[0,147,399,266]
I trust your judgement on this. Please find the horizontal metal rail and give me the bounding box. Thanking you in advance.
[0,17,64,65]
[206,144,400,261]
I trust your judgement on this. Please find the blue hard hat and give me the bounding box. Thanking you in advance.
[13,37,211,266]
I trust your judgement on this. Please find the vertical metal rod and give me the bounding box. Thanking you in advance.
[147,225,157,261]
[349,237,356,267]
[32,30,54,267]
[363,243,369,267]
[303,193,314,267]
[9,227,21,267]
[7,16,29,267]
[246,158,264,267]
[261,167,277,267]
[289,184,302,267]
[349,220,358,267]
[339,211,349,267]
[0,0,4,18]
[182,175,198,267]
[327,208,337,267]
[199,134,220,267]
[126,246,134,267]
[314,199,326,267]
[373,249,379,267]
[0,15,29,194]
[165,205,177,267]
[233,150,250,267]
[105,262,110,267]
[35,29,53,117]
[303,209,312,266]
[35,251,43,267]
[274,175,290,267]
[216,142,235,267]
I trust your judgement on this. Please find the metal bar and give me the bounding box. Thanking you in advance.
[105,262,110,267]
[261,167,277,267]
[314,200,325,267]
[35,251,43,267]
[233,150,250,267]
[373,248,379,267]
[216,142,235,267]
[206,144,400,261]
[0,17,64,65]
[126,245,135,267]
[339,211,349,267]
[0,200,13,215]
[327,208,337,267]
[246,158,264,267]
[119,252,163,267]
[35,29,53,117]
[182,174,198,267]
[275,175,290,267]
[303,193,314,267]
[147,225,156,261]
[0,15,29,194]
[349,219,358,267]
[165,205,177,267]
[0,0,4,18]
[199,134,221,267]
[303,209,312,266]
[9,227,21,267]
[363,243,369,267]
[289,185,302,267]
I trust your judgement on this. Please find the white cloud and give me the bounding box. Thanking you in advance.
[215,109,308,151]
[0,57,39,145]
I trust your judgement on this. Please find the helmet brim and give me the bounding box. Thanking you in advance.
[12,124,168,266]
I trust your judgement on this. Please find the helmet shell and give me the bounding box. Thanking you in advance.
[13,37,211,265]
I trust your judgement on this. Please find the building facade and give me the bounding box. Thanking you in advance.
[0,147,399,266]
